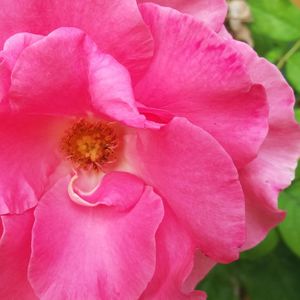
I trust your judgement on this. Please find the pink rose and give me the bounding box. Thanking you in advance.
[0,1,299,299]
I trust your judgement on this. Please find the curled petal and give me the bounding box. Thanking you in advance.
[9,28,152,128]
[68,171,145,211]
[0,32,42,107]
[29,176,164,300]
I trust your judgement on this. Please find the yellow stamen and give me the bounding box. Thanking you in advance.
[60,119,119,171]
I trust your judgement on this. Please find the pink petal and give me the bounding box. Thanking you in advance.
[9,28,150,128]
[135,4,269,168]
[183,252,216,294]
[29,176,164,299]
[137,105,174,124]
[142,205,208,300]
[9,28,90,115]
[0,55,10,107]
[0,0,153,81]
[219,39,300,249]
[88,46,150,127]
[138,0,227,31]
[129,117,245,263]
[70,172,145,210]
[3,32,43,68]
[0,114,64,214]
[1,32,42,107]
[0,210,37,299]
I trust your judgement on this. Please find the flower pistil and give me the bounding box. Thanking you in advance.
[60,119,119,171]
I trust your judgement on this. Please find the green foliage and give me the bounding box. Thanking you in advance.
[250,33,289,58]
[265,46,287,63]
[248,0,300,42]
[198,266,239,300]
[240,230,279,260]
[235,243,300,300]
[198,243,300,300]
[286,51,300,93]
[294,160,300,183]
[279,180,300,257]
[295,108,300,123]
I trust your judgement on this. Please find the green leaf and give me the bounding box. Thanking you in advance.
[197,265,239,300]
[286,51,300,93]
[279,183,300,257]
[234,243,300,300]
[199,244,300,300]
[295,108,300,124]
[265,47,286,63]
[251,32,289,57]
[252,34,279,56]
[248,0,300,42]
[291,160,300,183]
[240,229,279,260]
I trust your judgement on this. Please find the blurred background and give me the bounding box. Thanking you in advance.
[197,0,300,299]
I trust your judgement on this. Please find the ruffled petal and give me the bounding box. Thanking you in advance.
[0,0,153,81]
[129,117,245,263]
[0,210,37,299]
[226,40,300,249]
[0,113,65,214]
[9,28,151,128]
[29,176,164,300]
[138,0,227,31]
[142,205,208,300]
[69,171,145,210]
[136,4,269,168]
[2,32,43,68]
[0,32,42,107]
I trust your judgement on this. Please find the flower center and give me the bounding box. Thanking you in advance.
[60,119,119,171]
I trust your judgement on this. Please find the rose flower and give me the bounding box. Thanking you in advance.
[0,1,299,299]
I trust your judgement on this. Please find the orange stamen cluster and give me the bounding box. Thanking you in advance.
[60,119,119,171]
